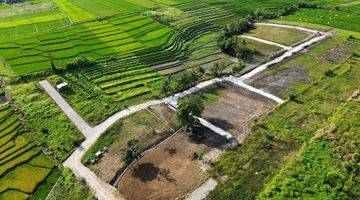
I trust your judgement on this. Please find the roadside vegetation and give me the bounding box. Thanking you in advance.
[46,168,95,200]
[208,30,360,199]
[5,81,84,161]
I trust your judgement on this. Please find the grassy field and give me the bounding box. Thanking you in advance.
[207,24,360,199]
[280,7,360,32]
[244,24,311,46]
[260,98,359,199]
[0,103,59,200]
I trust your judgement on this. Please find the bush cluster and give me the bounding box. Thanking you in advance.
[247,2,322,21]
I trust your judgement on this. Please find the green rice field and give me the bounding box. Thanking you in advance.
[0,103,59,200]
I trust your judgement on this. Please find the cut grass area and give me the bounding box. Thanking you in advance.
[241,37,283,63]
[245,24,311,46]
[5,82,84,161]
[207,27,360,199]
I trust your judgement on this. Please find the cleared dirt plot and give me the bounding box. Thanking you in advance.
[117,127,227,200]
[245,64,312,98]
[246,40,358,98]
[245,24,312,46]
[200,82,276,141]
[83,104,178,183]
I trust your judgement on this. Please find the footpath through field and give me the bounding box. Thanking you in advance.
[40,23,329,200]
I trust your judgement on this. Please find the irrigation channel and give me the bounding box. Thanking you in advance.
[40,23,329,200]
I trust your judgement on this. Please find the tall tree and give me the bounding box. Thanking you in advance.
[176,95,204,131]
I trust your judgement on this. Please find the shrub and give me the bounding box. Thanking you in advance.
[122,139,144,164]
[65,57,96,70]
[209,62,227,78]
[232,61,246,74]
[219,37,257,60]
[224,19,254,38]
[193,150,205,160]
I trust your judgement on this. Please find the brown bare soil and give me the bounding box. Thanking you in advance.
[90,104,178,183]
[245,65,312,98]
[117,127,227,200]
[201,82,276,141]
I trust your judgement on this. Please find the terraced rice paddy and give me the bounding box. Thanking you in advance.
[82,59,164,103]
[0,17,71,38]
[0,13,174,74]
[70,0,156,17]
[175,2,241,26]
[0,103,57,200]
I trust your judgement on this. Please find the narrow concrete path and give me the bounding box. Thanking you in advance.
[39,80,92,138]
[39,23,328,200]
[224,77,285,104]
[188,178,218,200]
[239,35,292,50]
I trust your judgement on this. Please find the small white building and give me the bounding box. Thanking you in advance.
[56,82,68,91]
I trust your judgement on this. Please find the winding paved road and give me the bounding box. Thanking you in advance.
[40,23,329,200]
